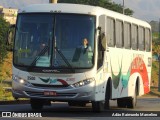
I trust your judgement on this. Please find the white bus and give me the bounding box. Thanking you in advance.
[12,3,152,112]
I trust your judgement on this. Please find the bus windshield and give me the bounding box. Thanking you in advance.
[13,13,95,69]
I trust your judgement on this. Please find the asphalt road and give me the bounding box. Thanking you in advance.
[0,97,160,120]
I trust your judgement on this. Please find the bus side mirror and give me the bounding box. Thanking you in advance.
[97,26,101,31]
[6,24,15,51]
[101,33,107,50]
[97,26,107,51]
[98,28,107,51]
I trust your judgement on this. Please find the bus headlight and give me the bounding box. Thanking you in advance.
[72,78,95,88]
[13,75,32,87]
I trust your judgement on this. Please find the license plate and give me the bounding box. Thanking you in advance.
[44,91,57,96]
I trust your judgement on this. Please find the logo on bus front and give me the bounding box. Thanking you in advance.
[39,77,69,86]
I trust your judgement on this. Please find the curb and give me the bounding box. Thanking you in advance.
[0,100,30,105]
[138,96,160,99]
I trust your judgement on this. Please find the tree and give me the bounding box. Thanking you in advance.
[0,15,9,63]
[58,0,133,16]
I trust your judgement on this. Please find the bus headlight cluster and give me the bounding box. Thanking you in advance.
[13,75,32,87]
[72,78,95,88]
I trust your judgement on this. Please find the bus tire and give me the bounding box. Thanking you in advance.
[30,99,44,110]
[127,87,137,109]
[68,102,76,107]
[92,101,104,112]
[68,101,86,107]
[104,81,111,109]
[117,98,126,108]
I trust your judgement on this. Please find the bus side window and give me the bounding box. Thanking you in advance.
[124,22,131,49]
[131,24,138,50]
[116,20,123,48]
[107,17,115,47]
[138,26,145,51]
[145,28,151,52]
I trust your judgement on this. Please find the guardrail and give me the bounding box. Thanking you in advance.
[1,80,12,101]
[1,80,12,93]
[3,87,12,92]
[1,80,12,85]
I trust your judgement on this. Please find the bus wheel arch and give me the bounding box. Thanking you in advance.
[126,76,139,109]
[92,77,112,112]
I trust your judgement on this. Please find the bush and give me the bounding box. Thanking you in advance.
[0,15,9,63]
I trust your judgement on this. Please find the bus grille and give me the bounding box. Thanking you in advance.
[32,83,69,88]
[25,91,77,98]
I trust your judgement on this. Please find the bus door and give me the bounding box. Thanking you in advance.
[95,15,107,100]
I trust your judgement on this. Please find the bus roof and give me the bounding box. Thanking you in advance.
[19,3,150,28]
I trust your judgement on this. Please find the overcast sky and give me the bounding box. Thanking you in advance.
[0,0,159,22]
[112,0,160,22]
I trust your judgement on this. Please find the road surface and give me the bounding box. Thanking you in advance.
[0,97,160,119]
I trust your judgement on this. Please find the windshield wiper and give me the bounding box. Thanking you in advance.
[29,45,49,67]
[55,46,74,72]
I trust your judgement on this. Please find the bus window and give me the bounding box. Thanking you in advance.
[124,22,131,49]
[107,17,115,47]
[131,24,138,50]
[138,26,145,51]
[116,20,123,48]
[145,28,151,52]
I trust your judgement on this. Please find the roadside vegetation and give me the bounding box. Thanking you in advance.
[0,15,13,101]
[58,0,134,15]
[0,52,13,101]
[148,32,160,97]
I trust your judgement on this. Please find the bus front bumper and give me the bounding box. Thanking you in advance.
[12,80,96,101]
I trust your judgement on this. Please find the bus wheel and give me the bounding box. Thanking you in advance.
[104,83,110,109]
[92,101,104,112]
[30,99,44,110]
[117,98,126,108]
[127,88,137,109]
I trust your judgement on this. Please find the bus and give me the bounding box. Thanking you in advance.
[12,3,152,112]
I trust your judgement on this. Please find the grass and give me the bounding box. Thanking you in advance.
[151,61,159,87]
